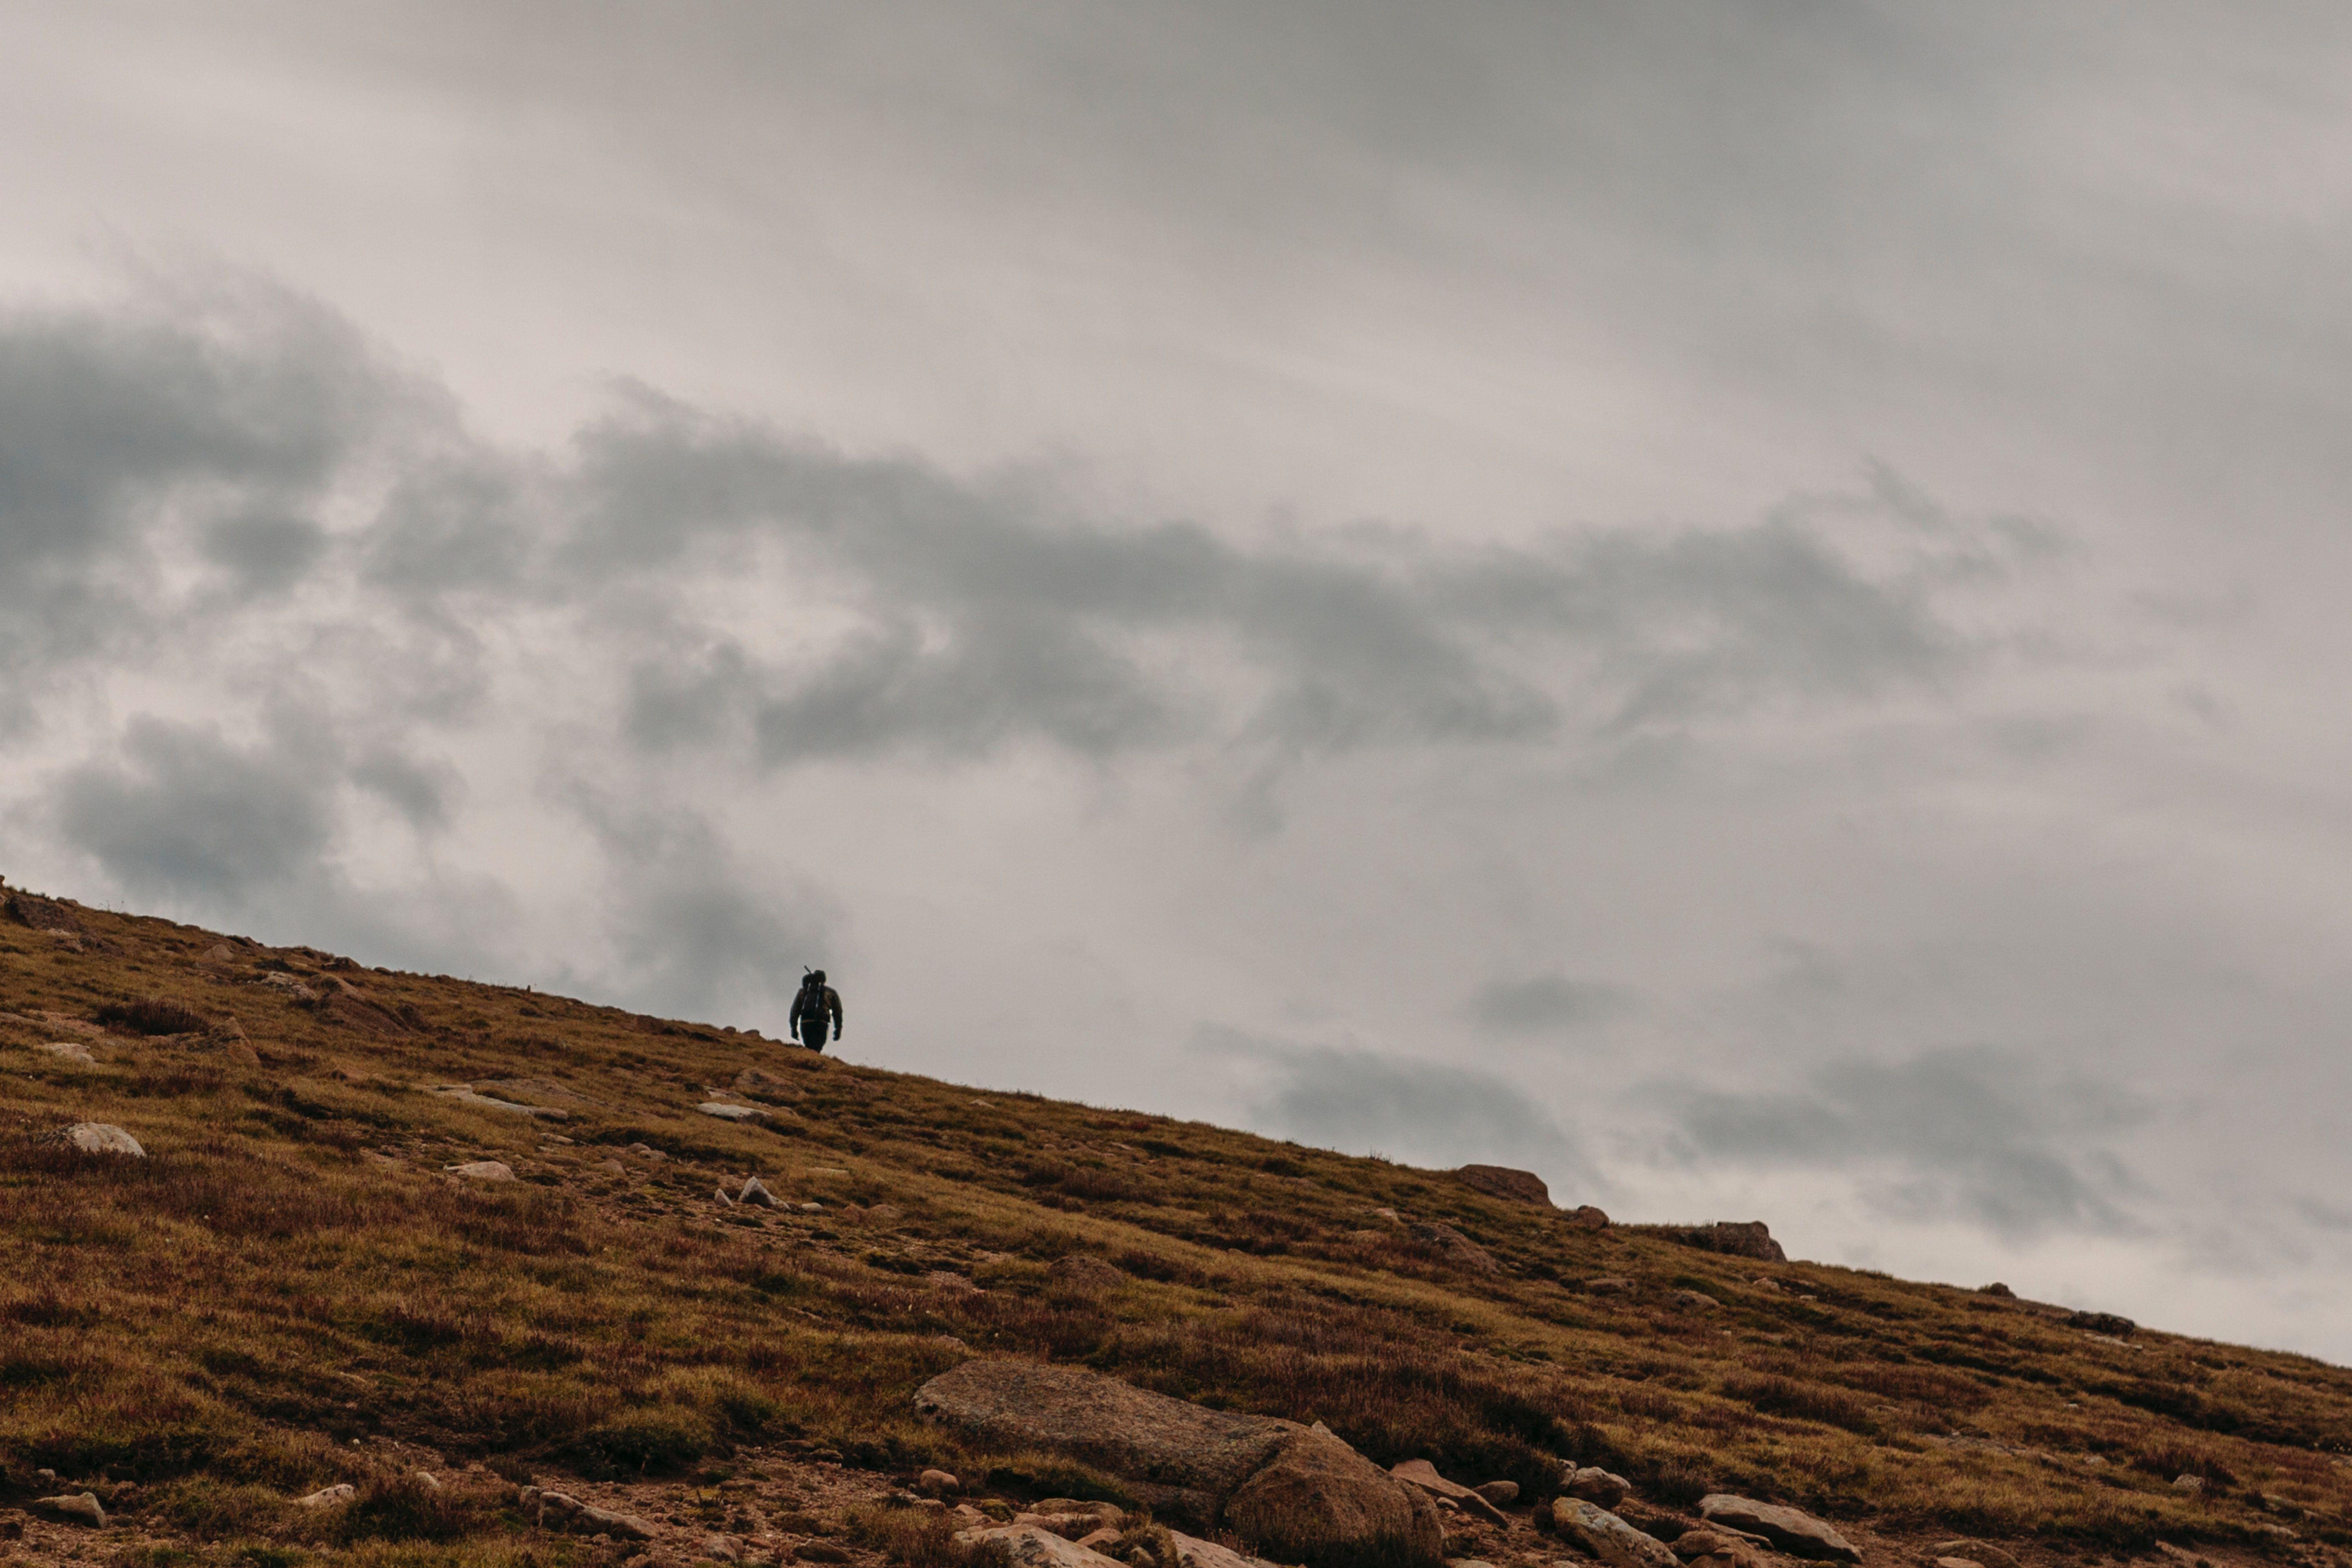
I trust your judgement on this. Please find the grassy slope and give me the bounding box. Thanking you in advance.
[2,893,2350,1566]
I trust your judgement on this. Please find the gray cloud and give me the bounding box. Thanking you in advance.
[1205,1028,1597,1192]
[1652,1048,2154,1241]
[1469,973,1629,1035]
[54,714,339,904]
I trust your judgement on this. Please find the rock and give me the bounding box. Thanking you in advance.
[1697,1497,1859,1563]
[448,1160,516,1182]
[1407,1222,1500,1274]
[37,1492,107,1528]
[927,1271,979,1293]
[39,1042,97,1066]
[1672,1532,1744,1561]
[414,1471,441,1489]
[1473,1482,1518,1507]
[474,1077,591,1106]
[2172,1474,2204,1493]
[64,1122,144,1157]
[1168,1532,1279,1568]
[705,1535,744,1561]
[1931,1540,2017,1568]
[1453,1165,1552,1206]
[1978,1282,2015,1298]
[1551,1500,1677,1568]
[919,1469,961,1496]
[1565,1205,1611,1230]
[7,891,84,937]
[297,1484,357,1508]
[1668,1290,1720,1312]
[1935,1558,1982,1568]
[1584,1277,1635,1296]
[800,1542,853,1560]
[917,1360,1441,1567]
[1676,1223,1788,1263]
[958,1525,1126,1568]
[716,1187,737,1205]
[1389,1459,1509,1526]
[2067,1311,2136,1338]
[739,1176,780,1207]
[699,1102,774,1124]
[1562,1468,1631,1508]
[627,1143,666,1160]
[203,943,238,961]
[265,973,319,1002]
[526,1488,658,1541]
[596,1158,628,1175]
[431,1085,569,1119]
[1049,1254,1126,1293]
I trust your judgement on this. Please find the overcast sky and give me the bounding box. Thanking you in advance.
[6,1,2352,1357]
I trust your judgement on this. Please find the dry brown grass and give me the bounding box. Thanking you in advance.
[3,890,2351,1565]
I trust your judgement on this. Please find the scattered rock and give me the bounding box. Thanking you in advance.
[264,973,319,1002]
[297,1484,357,1508]
[917,1360,1441,1567]
[1671,1532,1743,1562]
[2172,1474,2205,1493]
[430,1085,569,1119]
[203,943,238,962]
[474,1077,591,1106]
[1168,1532,1277,1568]
[1585,1277,1635,1296]
[741,1176,780,1207]
[2067,1311,2137,1338]
[7,891,84,938]
[525,1488,658,1541]
[39,1042,97,1066]
[447,1160,516,1182]
[1675,1223,1788,1263]
[1931,1539,2017,1568]
[1452,1165,1552,1206]
[919,1469,961,1496]
[63,1123,145,1157]
[626,1143,666,1160]
[958,1524,1125,1568]
[413,1471,441,1489]
[715,1187,737,1205]
[595,1158,628,1175]
[1474,1481,1519,1507]
[1407,1222,1500,1274]
[699,1102,774,1125]
[1551,1499,1677,1568]
[1049,1254,1126,1293]
[797,1201,824,1212]
[927,1271,979,1293]
[1697,1497,1859,1563]
[37,1492,107,1528]
[1389,1459,1509,1526]
[1562,1468,1631,1508]
[705,1535,744,1561]
[1979,1282,2015,1298]
[1668,1290,1720,1312]
[1565,1205,1611,1230]
[809,1166,850,1177]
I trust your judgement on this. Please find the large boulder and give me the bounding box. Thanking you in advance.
[1675,1223,1788,1263]
[915,1361,1441,1568]
[1407,1223,1499,1274]
[1453,1165,1551,1206]
[1697,1497,1860,1563]
[64,1123,144,1157]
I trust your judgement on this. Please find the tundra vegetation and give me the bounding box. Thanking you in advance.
[1,890,2348,1568]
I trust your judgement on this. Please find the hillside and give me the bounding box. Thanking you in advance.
[2,883,2349,1568]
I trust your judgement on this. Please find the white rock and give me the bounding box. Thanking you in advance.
[65,1123,144,1157]
[1170,1531,1281,1568]
[297,1483,357,1508]
[957,1524,1127,1568]
[38,1491,107,1527]
[1552,1500,1678,1568]
[698,1102,772,1124]
[40,1042,97,1066]
[447,1160,516,1182]
[740,1176,780,1207]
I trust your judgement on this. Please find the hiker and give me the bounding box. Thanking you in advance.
[791,969,842,1052]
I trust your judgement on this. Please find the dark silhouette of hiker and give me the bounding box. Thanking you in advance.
[791,969,842,1051]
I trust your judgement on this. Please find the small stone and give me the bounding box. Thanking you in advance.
[1562,1467,1631,1508]
[918,1469,960,1496]
[40,1042,97,1066]
[1048,1254,1125,1293]
[699,1102,774,1124]
[705,1535,744,1561]
[797,1201,824,1212]
[414,1472,441,1489]
[716,1187,737,1205]
[447,1160,516,1182]
[38,1492,107,1528]
[65,1122,145,1157]
[1979,1281,2016,1297]
[1585,1276,1635,1295]
[1936,1558,1984,1568]
[1668,1289,1720,1312]
[2173,1473,2205,1493]
[1552,1499,1677,1568]
[1697,1496,1860,1563]
[597,1158,629,1175]
[1473,1481,1518,1506]
[1565,1205,1611,1229]
[740,1176,780,1207]
[297,1483,357,1508]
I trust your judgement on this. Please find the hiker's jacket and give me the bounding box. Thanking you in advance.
[791,984,842,1042]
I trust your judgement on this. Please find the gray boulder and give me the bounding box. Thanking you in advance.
[1452,1165,1551,1205]
[1562,1467,1630,1507]
[916,1360,1441,1568]
[446,1160,515,1182]
[38,1492,107,1528]
[1408,1222,1500,1274]
[524,1487,657,1541]
[1697,1497,1860,1562]
[1551,1500,1677,1568]
[64,1123,143,1157]
[740,1176,780,1207]
[296,1484,356,1508]
[1677,1223,1788,1263]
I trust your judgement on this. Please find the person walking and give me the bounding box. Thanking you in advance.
[791,969,842,1052]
